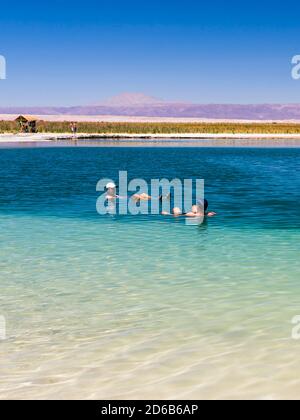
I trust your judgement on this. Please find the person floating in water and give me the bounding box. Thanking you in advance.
[132,192,171,202]
[105,182,119,199]
[187,200,216,217]
[162,200,216,218]
[132,192,152,201]
[105,185,170,201]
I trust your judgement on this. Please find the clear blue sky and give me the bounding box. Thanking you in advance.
[0,0,300,105]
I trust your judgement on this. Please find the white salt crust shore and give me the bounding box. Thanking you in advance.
[1,132,300,143]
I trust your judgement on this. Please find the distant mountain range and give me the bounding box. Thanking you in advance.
[96,93,165,106]
[1,93,300,120]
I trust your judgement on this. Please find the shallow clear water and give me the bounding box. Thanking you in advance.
[0,144,299,399]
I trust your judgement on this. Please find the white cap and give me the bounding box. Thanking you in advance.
[106,182,116,189]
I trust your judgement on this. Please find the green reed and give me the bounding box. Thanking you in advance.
[2,120,300,134]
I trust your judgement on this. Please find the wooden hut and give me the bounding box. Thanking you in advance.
[15,115,38,133]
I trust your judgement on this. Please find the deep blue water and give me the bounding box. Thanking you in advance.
[0,147,299,228]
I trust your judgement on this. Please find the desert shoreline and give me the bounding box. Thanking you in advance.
[1,132,300,143]
[2,113,300,124]
[2,114,300,143]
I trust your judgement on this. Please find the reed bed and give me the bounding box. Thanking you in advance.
[2,120,300,134]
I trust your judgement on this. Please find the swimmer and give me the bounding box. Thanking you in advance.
[204,199,217,217]
[166,206,200,217]
[185,205,204,217]
[133,192,171,202]
[132,192,152,201]
[162,200,216,218]
[194,199,217,217]
[105,182,118,200]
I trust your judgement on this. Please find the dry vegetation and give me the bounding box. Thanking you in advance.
[2,120,300,134]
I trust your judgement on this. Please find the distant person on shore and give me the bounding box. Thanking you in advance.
[19,122,25,133]
[70,122,77,137]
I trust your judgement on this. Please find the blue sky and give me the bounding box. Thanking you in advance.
[0,0,300,105]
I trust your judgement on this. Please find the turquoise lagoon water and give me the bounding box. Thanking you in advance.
[0,143,299,399]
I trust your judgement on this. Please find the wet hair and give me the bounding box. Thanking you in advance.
[204,199,208,212]
[197,199,209,212]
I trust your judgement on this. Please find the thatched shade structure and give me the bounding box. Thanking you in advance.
[15,115,38,133]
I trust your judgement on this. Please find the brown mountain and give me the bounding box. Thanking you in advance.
[1,94,300,120]
[98,92,165,106]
